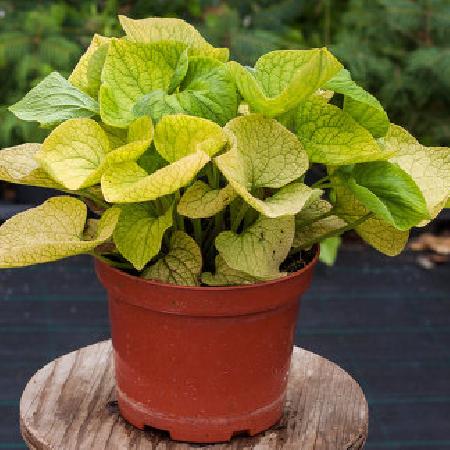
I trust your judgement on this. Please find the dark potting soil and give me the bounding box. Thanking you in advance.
[280,247,316,273]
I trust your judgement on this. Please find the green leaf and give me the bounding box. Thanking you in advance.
[386,125,450,221]
[333,180,409,256]
[201,255,260,286]
[154,114,226,163]
[105,116,154,165]
[0,197,120,268]
[215,114,318,217]
[319,237,341,266]
[168,48,189,94]
[177,181,236,218]
[69,34,111,99]
[142,231,202,285]
[324,69,389,137]
[37,118,109,190]
[103,124,128,149]
[101,151,210,203]
[215,214,294,278]
[0,143,61,188]
[134,57,239,125]
[9,72,99,126]
[100,39,187,127]
[293,215,347,249]
[337,161,429,230]
[294,98,389,164]
[227,48,342,116]
[113,203,173,270]
[118,15,229,62]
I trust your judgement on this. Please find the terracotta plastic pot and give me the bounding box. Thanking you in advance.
[95,249,318,443]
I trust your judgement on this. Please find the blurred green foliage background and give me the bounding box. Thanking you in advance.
[1,0,449,149]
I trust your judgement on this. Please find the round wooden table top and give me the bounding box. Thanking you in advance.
[20,341,368,449]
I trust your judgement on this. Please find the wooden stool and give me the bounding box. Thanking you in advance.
[20,341,368,449]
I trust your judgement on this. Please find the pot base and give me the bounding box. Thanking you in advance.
[117,389,284,443]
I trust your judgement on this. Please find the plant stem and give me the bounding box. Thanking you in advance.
[173,191,184,231]
[231,203,249,232]
[193,219,202,246]
[311,176,331,189]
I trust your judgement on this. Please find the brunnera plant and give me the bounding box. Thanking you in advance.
[1,16,449,286]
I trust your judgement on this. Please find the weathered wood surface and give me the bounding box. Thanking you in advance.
[20,340,368,449]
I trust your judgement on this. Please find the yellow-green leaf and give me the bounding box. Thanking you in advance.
[216,114,317,217]
[113,202,173,270]
[177,181,236,218]
[294,98,388,164]
[387,125,450,221]
[215,215,294,278]
[228,48,342,116]
[0,143,61,188]
[142,231,202,285]
[134,57,238,126]
[293,215,347,249]
[0,197,119,268]
[69,34,111,98]
[100,39,187,127]
[101,150,210,203]
[37,118,110,190]
[295,198,333,227]
[105,116,154,165]
[118,15,229,62]
[333,180,409,256]
[154,114,226,163]
[201,255,260,286]
[324,68,389,137]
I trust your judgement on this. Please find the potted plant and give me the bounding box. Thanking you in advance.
[1,15,449,444]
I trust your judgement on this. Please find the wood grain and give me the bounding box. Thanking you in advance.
[20,341,368,449]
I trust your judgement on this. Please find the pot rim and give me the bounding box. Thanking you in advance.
[95,245,319,292]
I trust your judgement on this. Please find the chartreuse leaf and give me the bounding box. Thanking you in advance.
[293,215,347,249]
[293,97,389,164]
[0,197,120,268]
[293,199,346,249]
[216,114,320,217]
[333,179,409,256]
[324,69,389,137]
[134,57,238,125]
[292,199,347,249]
[101,151,210,203]
[319,237,341,266]
[386,125,450,221]
[154,114,227,162]
[118,15,229,62]
[0,143,61,188]
[142,231,202,286]
[295,198,333,226]
[100,39,187,127]
[69,34,110,99]
[177,181,236,219]
[105,116,153,165]
[37,117,153,191]
[113,203,173,270]
[336,162,429,230]
[215,215,294,279]
[9,72,99,126]
[201,255,260,286]
[37,118,109,190]
[103,124,128,149]
[227,48,342,116]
